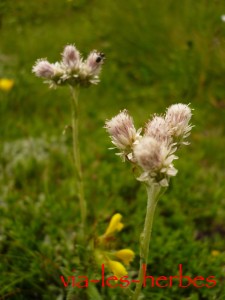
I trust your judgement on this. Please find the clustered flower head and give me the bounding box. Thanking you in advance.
[32,44,105,88]
[105,104,193,187]
[95,213,135,279]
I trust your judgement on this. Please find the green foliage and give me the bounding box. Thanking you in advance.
[0,0,225,299]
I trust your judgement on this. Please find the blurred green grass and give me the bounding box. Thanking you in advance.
[0,0,225,299]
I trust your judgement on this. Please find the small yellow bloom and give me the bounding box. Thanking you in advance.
[103,213,124,237]
[211,250,220,257]
[107,260,127,279]
[0,79,14,91]
[94,214,135,280]
[115,249,135,265]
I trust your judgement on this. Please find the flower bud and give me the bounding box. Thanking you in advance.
[105,110,141,153]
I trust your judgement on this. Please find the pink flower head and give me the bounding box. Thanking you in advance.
[105,110,140,150]
[32,59,55,78]
[145,115,172,145]
[133,136,178,186]
[62,45,81,69]
[105,110,141,160]
[134,137,163,171]
[165,104,192,142]
[85,50,105,75]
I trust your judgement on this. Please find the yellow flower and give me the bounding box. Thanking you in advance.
[107,260,127,279]
[95,213,135,279]
[103,213,124,237]
[115,249,135,265]
[0,79,14,91]
[211,250,220,257]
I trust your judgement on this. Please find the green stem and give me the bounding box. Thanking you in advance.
[70,86,87,236]
[132,184,161,300]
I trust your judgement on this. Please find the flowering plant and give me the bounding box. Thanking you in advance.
[33,43,193,300]
[105,104,193,299]
[33,44,105,235]
[33,43,135,299]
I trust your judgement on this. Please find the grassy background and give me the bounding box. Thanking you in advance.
[0,0,225,299]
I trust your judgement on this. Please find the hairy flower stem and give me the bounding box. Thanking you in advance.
[70,86,87,237]
[132,184,162,300]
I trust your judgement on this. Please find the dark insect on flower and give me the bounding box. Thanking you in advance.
[96,53,105,63]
